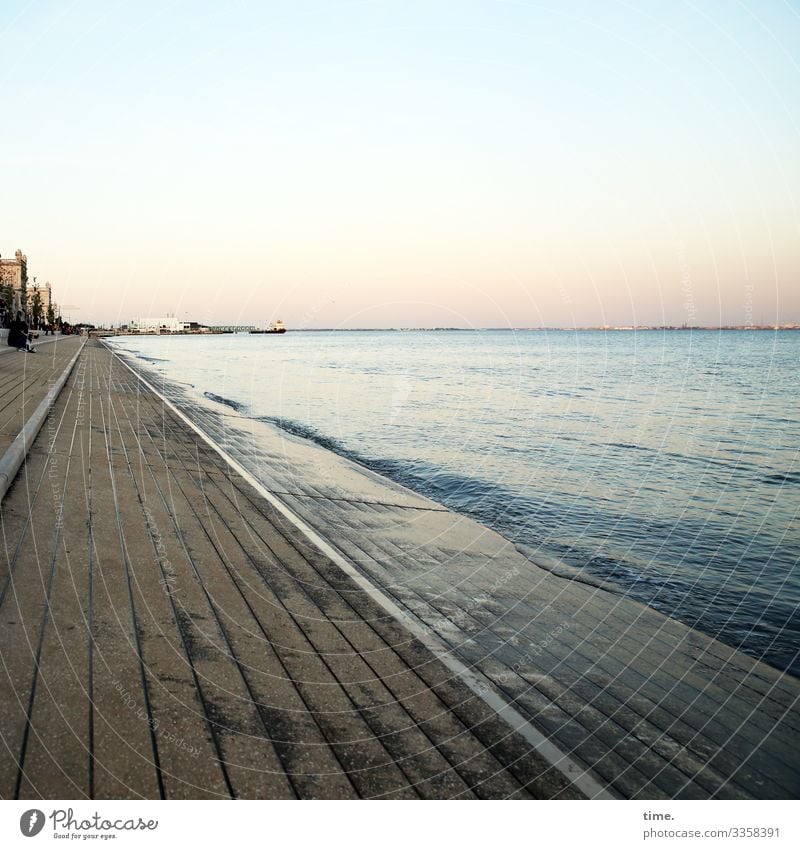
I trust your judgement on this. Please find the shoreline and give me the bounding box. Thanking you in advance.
[107,339,800,679]
[107,343,800,799]
[218,406,800,677]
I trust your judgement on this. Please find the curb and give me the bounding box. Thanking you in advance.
[0,338,86,502]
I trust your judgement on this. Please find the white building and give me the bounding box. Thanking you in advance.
[129,316,187,333]
[0,251,58,323]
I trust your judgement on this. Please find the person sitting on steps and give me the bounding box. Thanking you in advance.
[8,311,35,353]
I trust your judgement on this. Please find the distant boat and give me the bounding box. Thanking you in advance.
[250,320,286,334]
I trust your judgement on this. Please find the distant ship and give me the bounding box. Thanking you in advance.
[250,320,286,334]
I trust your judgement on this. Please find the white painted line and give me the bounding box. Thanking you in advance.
[106,343,616,800]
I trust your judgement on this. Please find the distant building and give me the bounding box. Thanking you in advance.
[0,249,27,314]
[129,316,187,333]
[0,250,58,326]
[0,249,24,289]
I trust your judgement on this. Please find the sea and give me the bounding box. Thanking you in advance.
[108,329,800,676]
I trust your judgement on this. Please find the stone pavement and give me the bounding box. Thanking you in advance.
[0,341,580,799]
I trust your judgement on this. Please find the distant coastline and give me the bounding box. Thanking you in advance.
[289,325,800,332]
[105,324,800,336]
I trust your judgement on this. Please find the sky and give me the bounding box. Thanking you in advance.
[1,0,798,328]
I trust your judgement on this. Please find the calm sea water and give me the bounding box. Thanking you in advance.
[109,330,800,675]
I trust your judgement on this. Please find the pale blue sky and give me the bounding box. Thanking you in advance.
[2,0,798,327]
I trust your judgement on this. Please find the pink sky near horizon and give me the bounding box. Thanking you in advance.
[1,1,798,328]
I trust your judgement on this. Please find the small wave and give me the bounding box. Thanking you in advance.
[259,416,520,516]
[258,416,353,458]
[763,471,800,486]
[203,391,247,413]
